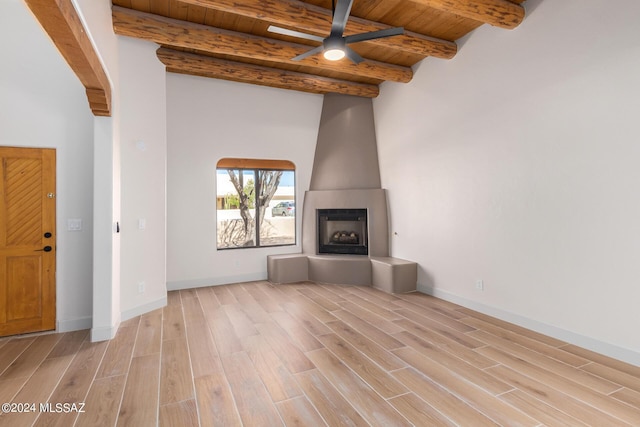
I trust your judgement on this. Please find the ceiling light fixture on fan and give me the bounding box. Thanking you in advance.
[268,0,403,64]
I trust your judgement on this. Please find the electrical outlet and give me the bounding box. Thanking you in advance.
[475,279,484,291]
[138,281,145,294]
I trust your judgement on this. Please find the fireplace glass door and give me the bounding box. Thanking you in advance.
[317,209,368,255]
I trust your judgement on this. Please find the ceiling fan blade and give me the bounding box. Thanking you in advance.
[344,27,404,44]
[268,25,324,43]
[292,45,325,61]
[330,0,354,38]
[344,46,364,64]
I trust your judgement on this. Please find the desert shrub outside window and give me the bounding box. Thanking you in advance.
[216,158,295,249]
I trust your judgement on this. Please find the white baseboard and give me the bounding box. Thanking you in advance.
[87,297,166,342]
[57,316,92,333]
[418,283,640,367]
[90,320,120,342]
[121,295,168,322]
[167,272,267,291]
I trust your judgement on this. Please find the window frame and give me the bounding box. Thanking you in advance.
[216,158,296,250]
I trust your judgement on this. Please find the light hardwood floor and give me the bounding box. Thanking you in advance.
[0,281,639,426]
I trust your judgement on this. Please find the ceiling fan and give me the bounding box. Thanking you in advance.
[267,0,404,64]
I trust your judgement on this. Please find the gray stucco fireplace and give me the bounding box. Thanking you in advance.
[267,94,416,293]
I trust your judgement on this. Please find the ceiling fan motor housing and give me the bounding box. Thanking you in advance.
[323,37,347,60]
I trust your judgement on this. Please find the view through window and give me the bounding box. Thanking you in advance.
[216,158,295,249]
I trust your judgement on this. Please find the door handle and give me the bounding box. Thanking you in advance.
[35,246,53,252]
[44,232,52,238]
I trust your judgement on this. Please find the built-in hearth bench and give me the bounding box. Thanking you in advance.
[267,254,417,294]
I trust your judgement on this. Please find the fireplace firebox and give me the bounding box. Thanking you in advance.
[317,209,368,255]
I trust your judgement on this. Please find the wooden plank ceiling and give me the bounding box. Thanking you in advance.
[112,0,526,98]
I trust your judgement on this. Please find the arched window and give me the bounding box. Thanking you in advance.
[216,158,295,249]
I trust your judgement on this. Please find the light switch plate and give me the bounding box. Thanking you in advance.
[68,218,82,231]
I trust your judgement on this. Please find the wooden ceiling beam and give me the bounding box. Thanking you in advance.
[178,0,457,59]
[411,0,525,29]
[112,6,412,83]
[24,0,111,116]
[157,48,380,98]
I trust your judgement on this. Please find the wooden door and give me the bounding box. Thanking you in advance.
[0,147,56,336]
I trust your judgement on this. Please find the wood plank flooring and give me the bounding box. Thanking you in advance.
[0,281,639,426]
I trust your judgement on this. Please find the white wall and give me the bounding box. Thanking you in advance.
[0,0,95,331]
[118,37,167,318]
[167,75,322,289]
[72,0,124,341]
[374,0,640,365]
[76,1,168,335]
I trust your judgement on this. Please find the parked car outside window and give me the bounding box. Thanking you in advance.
[272,201,295,217]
